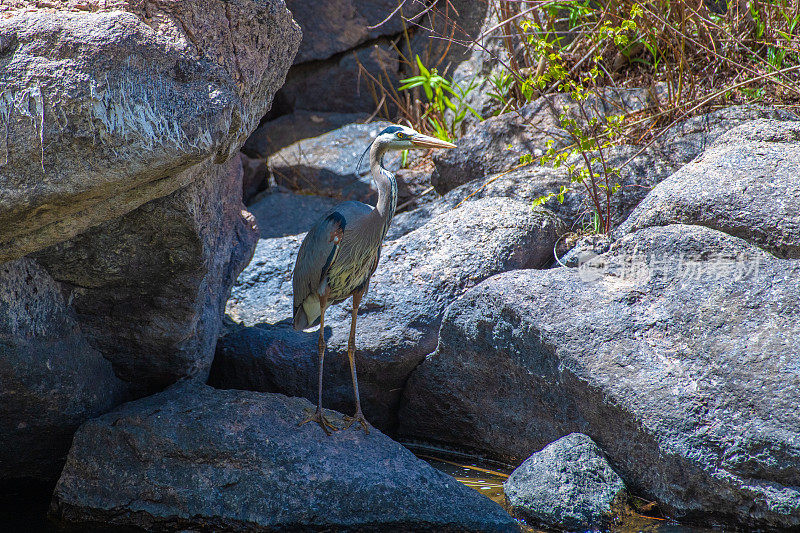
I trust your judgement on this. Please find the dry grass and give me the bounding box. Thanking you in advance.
[364,1,800,140]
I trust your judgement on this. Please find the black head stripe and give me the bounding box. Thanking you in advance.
[379,126,404,135]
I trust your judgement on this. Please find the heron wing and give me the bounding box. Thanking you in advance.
[291,202,373,328]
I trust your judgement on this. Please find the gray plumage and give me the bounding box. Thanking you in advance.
[290,124,455,435]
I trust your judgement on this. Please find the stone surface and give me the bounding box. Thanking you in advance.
[399,224,800,529]
[287,0,425,64]
[617,118,800,258]
[239,153,268,204]
[559,234,613,267]
[34,157,259,389]
[504,433,627,530]
[418,105,798,234]
[0,0,300,262]
[386,166,577,241]
[50,383,518,532]
[225,233,302,327]
[269,121,401,201]
[608,105,798,228]
[248,189,340,239]
[242,110,369,159]
[0,259,129,482]
[431,87,662,194]
[216,197,564,430]
[280,39,400,115]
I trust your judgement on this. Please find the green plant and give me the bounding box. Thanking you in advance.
[397,55,482,141]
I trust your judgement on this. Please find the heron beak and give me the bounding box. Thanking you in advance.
[410,134,457,149]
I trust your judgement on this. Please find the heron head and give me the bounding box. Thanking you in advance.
[374,125,457,151]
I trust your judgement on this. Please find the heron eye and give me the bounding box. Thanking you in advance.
[397,132,408,139]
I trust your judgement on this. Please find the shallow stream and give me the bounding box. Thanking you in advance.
[410,443,717,533]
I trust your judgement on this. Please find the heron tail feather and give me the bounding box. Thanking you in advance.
[294,294,321,331]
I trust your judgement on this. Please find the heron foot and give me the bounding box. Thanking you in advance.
[342,409,370,435]
[299,407,338,436]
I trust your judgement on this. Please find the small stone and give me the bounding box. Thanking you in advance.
[504,433,627,530]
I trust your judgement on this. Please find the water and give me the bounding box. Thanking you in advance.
[409,444,717,533]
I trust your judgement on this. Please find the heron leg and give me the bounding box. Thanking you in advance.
[299,298,338,435]
[342,289,369,434]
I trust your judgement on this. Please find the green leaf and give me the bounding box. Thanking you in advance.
[415,55,430,77]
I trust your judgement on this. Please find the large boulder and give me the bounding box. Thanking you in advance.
[33,157,258,390]
[287,0,425,64]
[423,105,797,232]
[0,0,300,262]
[0,259,129,482]
[242,110,369,159]
[268,121,398,201]
[248,189,340,239]
[431,87,662,194]
[504,433,627,531]
[617,118,800,258]
[399,224,800,529]
[386,165,576,241]
[215,197,564,430]
[50,383,518,532]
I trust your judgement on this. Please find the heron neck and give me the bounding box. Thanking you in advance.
[370,142,397,232]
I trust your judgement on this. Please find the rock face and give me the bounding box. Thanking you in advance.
[50,383,518,533]
[399,224,800,529]
[281,40,401,115]
[247,190,340,239]
[225,233,303,326]
[504,434,627,531]
[386,166,577,241]
[0,259,129,481]
[242,110,369,159]
[0,0,301,262]
[434,101,797,226]
[431,88,662,194]
[268,0,484,118]
[34,157,258,389]
[269,121,398,201]
[215,197,564,429]
[617,118,800,258]
[286,0,425,64]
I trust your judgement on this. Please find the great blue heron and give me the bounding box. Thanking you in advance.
[292,125,455,435]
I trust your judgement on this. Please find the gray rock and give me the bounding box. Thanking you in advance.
[432,87,662,194]
[608,105,798,228]
[0,258,129,482]
[216,197,564,430]
[504,434,627,530]
[280,39,400,115]
[395,165,436,210]
[616,118,800,258]
[239,152,268,204]
[399,224,800,529]
[408,0,490,85]
[0,1,300,262]
[248,190,340,239]
[559,234,612,267]
[416,105,797,235]
[226,233,303,326]
[50,382,518,532]
[34,156,258,389]
[287,0,425,64]
[268,121,400,202]
[243,110,369,159]
[386,166,578,241]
